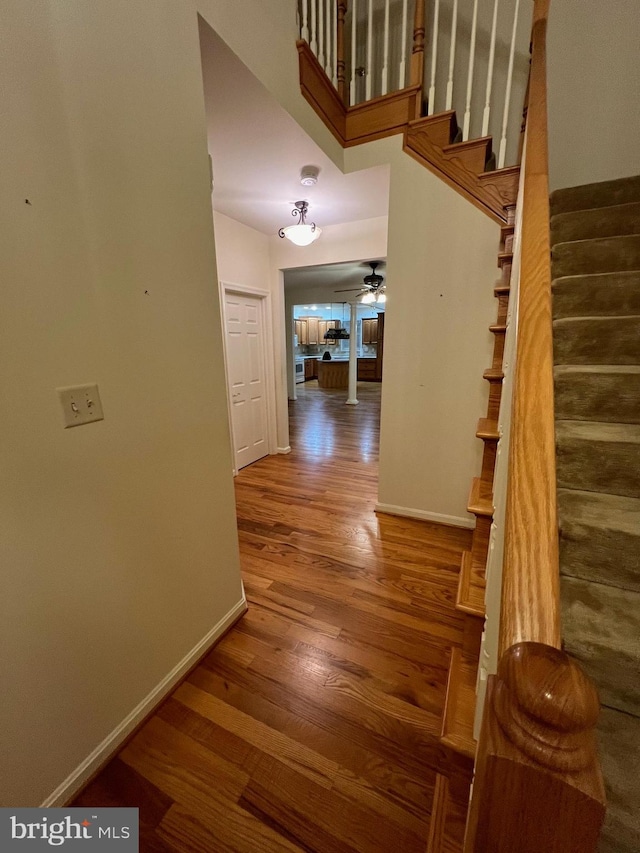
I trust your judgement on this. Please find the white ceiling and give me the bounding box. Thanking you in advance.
[198,21,390,237]
[283,259,386,293]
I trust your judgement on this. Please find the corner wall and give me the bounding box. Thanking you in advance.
[0,0,243,806]
[547,0,640,190]
[346,138,500,526]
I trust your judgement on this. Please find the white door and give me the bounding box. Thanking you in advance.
[225,292,268,470]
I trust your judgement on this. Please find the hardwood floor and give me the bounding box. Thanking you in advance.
[74,381,473,852]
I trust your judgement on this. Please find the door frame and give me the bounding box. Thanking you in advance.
[219,281,278,475]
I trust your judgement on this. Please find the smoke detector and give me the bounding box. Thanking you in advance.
[300,166,319,186]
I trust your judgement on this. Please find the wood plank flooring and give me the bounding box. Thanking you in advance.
[73,381,473,852]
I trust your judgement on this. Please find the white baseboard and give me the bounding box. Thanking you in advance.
[375,502,475,529]
[41,595,247,807]
[276,446,291,454]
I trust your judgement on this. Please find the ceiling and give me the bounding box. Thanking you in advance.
[198,21,390,237]
[283,260,386,293]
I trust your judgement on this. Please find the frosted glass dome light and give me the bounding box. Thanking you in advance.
[279,201,322,247]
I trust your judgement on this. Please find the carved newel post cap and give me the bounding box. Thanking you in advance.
[493,642,600,772]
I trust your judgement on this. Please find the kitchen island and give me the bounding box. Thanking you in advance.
[316,359,349,389]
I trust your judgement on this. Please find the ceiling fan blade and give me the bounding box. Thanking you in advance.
[334,287,367,293]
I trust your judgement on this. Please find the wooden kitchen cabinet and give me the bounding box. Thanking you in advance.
[362,318,378,345]
[357,358,377,381]
[304,358,316,380]
[295,318,308,345]
[306,317,319,345]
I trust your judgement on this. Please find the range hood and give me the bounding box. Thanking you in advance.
[324,328,350,340]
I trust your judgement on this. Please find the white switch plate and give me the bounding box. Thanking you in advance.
[57,384,104,428]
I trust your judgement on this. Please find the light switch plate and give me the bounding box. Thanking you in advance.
[57,384,104,428]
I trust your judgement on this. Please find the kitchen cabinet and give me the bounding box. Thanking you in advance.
[376,312,385,380]
[306,316,319,345]
[304,358,316,380]
[357,358,377,381]
[295,318,308,345]
[362,318,378,345]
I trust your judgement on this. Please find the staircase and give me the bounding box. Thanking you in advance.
[550,175,640,853]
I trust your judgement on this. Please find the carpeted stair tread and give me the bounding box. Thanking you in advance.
[558,489,640,591]
[596,707,640,853]
[553,316,640,365]
[550,175,640,216]
[555,421,640,499]
[561,576,640,716]
[552,271,640,319]
[551,201,640,244]
[554,365,640,423]
[552,234,640,278]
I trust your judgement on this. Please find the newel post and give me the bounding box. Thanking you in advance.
[466,643,606,853]
[336,1,347,103]
[410,0,426,87]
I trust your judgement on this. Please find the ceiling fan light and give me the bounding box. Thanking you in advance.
[281,223,322,247]
[376,291,387,304]
[361,291,376,304]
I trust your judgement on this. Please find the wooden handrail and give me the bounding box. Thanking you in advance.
[465,1,606,849]
[500,0,559,655]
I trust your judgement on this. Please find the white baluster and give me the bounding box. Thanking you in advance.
[463,0,479,140]
[428,0,440,114]
[326,0,332,78]
[381,0,390,95]
[301,0,310,42]
[498,0,521,167]
[310,0,318,55]
[350,0,358,103]
[398,0,408,89]
[445,0,458,110]
[482,0,500,136]
[366,0,373,100]
[318,0,325,69]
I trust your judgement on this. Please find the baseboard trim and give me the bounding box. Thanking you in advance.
[277,446,291,454]
[375,502,475,530]
[41,595,247,807]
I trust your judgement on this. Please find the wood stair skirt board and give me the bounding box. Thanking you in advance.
[457,551,485,618]
[404,116,519,224]
[297,39,518,223]
[441,647,477,760]
[427,773,472,853]
[297,40,420,147]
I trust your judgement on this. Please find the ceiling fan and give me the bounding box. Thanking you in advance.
[334,262,386,303]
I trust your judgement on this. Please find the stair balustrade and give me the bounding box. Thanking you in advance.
[465,1,607,849]
[298,0,531,167]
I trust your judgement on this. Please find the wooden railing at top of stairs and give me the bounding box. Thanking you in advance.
[296,0,521,224]
[463,2,606,850]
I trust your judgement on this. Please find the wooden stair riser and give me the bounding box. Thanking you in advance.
[495,293,510,325]
[491,329,506,368]
[480,442,498,486]
[485,379,504,421]
[442,136,493,174]
[408,111,458,147]
[471,516,492,567]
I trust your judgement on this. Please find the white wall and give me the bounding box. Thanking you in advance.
[0,0,244,806]
[548,0,640,190]
[214,211,270,287]
[346,138,499,526]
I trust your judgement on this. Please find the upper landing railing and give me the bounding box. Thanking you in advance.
[298,0,532,168]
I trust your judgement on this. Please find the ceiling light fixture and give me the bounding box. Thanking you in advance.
[278,201,322,247]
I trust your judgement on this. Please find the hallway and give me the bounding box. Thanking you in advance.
[75,383,473,851]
